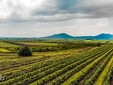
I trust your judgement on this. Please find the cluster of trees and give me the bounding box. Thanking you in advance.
[31,42,102,52]
[16,42,102,57]
[3,40,102,53]
[18,46,32,56]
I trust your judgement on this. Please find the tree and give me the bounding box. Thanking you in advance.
[18,46,32,56]
[97,42,101,46]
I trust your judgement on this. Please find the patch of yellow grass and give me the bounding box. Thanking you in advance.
[0,48,10,52]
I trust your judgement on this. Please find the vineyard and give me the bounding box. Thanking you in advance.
[0,40,113,85]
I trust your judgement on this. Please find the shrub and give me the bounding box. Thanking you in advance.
[18,46,32,56]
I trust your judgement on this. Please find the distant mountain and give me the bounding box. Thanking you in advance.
[94,33,113,40]
[75,33,113,40]
[43,33,75,39]
[42,33,113,40]
[0,33,112,40]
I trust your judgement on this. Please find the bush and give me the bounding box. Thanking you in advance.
[18,46,32,56]
[97,43,101,46]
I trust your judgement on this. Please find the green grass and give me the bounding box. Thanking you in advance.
[0,41,20,47]
[0,40,113,85]
[0,47,92,75]
[17,42,58,46]
[0,48,10,52]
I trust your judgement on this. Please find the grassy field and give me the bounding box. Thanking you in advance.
[0,40,113,85]
[0,48,10,53]
[0,41,20,47]
[16,42,58,46]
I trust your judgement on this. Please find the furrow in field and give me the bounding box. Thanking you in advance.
[79,55,107,85]
[29,47,111,85]
[85,50,113,85]
[62,48,113,85]
[94,57,113,85]
[1,46,106,82]
[2,46,107,85]
[43,47,111,85]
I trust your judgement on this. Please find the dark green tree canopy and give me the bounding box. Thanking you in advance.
[18,46,32,56]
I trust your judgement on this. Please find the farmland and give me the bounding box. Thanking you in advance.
[0,40,113,85]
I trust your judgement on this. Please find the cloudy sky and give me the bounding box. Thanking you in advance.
[0,0,113,37]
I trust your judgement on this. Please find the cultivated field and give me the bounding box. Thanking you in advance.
[0,40,113,85]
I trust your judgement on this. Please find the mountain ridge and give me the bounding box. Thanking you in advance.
[42,33,113,40]
[43,33,75,39]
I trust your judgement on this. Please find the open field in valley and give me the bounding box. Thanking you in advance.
[0,40,113,85]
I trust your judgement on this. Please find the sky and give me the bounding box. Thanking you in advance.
[0,0,113,37]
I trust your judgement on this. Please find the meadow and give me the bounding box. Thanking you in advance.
[0,40,113,85]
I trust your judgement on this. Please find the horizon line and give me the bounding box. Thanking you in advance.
[0,33,112,38]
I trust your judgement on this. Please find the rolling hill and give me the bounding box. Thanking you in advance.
[43,33,75,39]
[42,33,113,40]
[0,33,113,40]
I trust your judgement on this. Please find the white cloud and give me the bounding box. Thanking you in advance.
[0,0,13,19]
[0,0,113,37]
[1,0,113,22]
